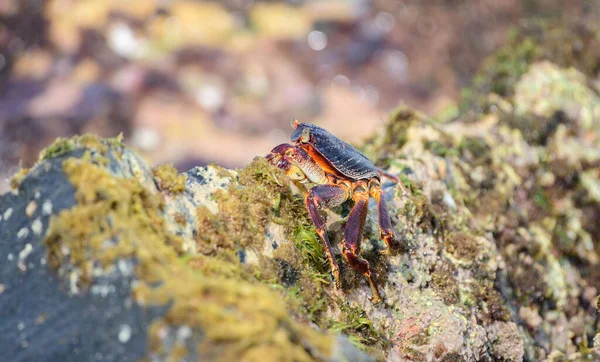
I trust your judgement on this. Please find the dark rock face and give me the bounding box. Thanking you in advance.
[0,151,166,362]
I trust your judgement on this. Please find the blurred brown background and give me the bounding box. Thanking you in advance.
[1,0,598,193]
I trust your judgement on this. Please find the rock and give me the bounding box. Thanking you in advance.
[0,136,163,362]
[0,135,367,361]
[486,321,524,362]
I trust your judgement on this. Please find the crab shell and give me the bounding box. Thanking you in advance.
[291,122,379,180]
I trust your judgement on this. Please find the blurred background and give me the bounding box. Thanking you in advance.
[1,0,599,193]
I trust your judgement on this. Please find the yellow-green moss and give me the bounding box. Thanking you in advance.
[194,158,333,323]
[443,231,480,262]
[423,140,459,158]
[458,136,490,162]
[9,167,30,190]
[362,106,425,164]
[152,164,187,194]
[467,20,600,110]
[194,158,285,252]
[45,156,334,361]
[39,138,75,160]
[40,134,111,161]
[430,261,460,305]
[328,303,388,358]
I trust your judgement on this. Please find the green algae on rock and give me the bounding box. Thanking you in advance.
[467,20,600,109]
[42,148,344,361]
[152,163,188,194]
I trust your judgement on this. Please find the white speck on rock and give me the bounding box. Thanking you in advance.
[91,285,107,297]
[17,322,25,331]
[26,200,37,217]
[17,227,29,239]
[443,191,458,210]
[42,200,53,215]
[34,190,41,199]
[117,259,133,276]
[177,325,192,340]
[4,208,13,220]
[60,245,71,256]
[18,243,33,264]
[119,324,132,343]
[69,271,80,295]
[0,284,5,294]
[7,253,13,261]
[31,219,43,236]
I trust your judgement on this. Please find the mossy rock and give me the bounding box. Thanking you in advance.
[0,135,368,362]
[466,19,600,110]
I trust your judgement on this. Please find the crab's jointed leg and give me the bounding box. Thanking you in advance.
[342,182,383,303]
[369,179,397,253]
[305,184,350,288]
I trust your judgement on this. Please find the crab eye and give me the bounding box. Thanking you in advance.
[291,119,300,129]
[301,128,310,143]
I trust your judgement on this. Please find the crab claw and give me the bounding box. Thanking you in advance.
[266,143,292,165]
[265,152,280,165]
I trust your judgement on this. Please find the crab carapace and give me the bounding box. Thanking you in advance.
[266,119,399,303]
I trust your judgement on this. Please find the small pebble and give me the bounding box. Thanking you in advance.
[4,208,13,220]
[177,326,192,340]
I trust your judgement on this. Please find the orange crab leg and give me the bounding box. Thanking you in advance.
[305,185,350,287]
[377,168,399,183]
[369,179,397,253]
[342,183,383,303]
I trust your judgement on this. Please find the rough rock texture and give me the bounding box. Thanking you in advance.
[2,26,600,362]
[0,136,369,362]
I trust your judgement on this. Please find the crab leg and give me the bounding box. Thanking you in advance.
[369,179,396,253]
[305,185,350,288]
[377,168,410,196]
[342,184,383,303]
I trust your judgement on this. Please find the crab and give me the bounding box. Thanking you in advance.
[266,119,400,303]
